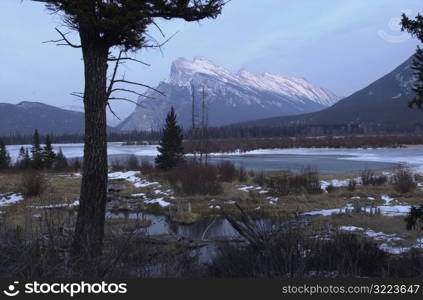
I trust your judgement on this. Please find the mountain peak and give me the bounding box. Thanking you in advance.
[16,101,48,109]
[168,57,340,106]
[170,57,231,85]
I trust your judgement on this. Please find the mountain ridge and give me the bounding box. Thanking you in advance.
[118,57,340,131]
[0,101,87,135]
[232,55,420,129]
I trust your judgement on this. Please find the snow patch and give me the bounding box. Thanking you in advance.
[0,193,24,207]
[144,197,171,207]
[339,226,364,231]
[29,200,79,209]
[381,195,394,205]
[236,185,262,192]
[108,171,159,188]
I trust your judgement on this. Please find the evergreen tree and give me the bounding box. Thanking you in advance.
[17,146,28,169]
[402,13,423,107]
[24,149,31,169]
[155,107,186,170]
[54,148,69,171]
[408,46,423,108]
[0,139,11,170]
[31,129,43,169]
[17,146,31,169]
[18,146,25,162]
[42,135,56,169]
[30,0,224,259]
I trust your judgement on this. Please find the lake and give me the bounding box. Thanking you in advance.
[7,143,423,174]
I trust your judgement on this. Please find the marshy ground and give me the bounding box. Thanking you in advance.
[1,163,423,257]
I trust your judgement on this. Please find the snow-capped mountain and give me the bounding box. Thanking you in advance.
[118,57,340,131]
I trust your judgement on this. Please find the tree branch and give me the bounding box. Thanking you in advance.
[107,103,121,121]
[109,97,144,107]
[143,31,179,52]
[111,88,155,99]
[106,50,123,99]
[43,27,81,48]
[70,92,84,99]
[108,56,151,66]
[113,80,165,96]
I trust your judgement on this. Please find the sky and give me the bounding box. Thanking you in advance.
[0,0,421,124]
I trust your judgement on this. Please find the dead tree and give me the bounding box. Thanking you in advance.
[190,82,198,162]
[29,0,225,261]
[200,86,210,165]
[223,203,265,247]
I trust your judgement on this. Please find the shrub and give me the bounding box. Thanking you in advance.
[69,158,82,172]
[140,159,154,175]
[405,205,423,230]
[127,155,140,170]
[267,172,290,195]
[360,170,387,186]
[300,167,322,194]
[347,179,357,191]
[391,167,416,193]
[0,220,201,278]
[208,229,388,278]
[20,171,46,197]
[253,171,266,186]
[326,184,336,193]
[237,166,248,182]
[110,159,124,171]
[308,232,387,277]
[267,168,322,196]
[217,161,237,182]
[373,175,388,186]
[166,162,223,195]
[53,149,69,171]
[361,170,375,186]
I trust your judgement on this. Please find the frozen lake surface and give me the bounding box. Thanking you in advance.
[7,143,423,174]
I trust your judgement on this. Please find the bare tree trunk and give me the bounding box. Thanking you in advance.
[190,83,198,162]
[72,40,109,260]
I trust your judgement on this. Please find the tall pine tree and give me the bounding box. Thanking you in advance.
[409,46,423,108]
[54,148,69,171]
[28,0,224,259]
[401,13,423,233]
[0,139,11,170]
[42,135,56,169]
[155,107,186,171]
[31,129,43,169]
[402,13,423,107]
[17,146,31,169]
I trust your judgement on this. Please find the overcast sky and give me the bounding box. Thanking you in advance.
[0,0,421,124]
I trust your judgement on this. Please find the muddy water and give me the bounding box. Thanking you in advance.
[106,211,308,262]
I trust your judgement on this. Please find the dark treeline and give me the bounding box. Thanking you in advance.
[0,130,80,172]
[0,130,161,145]
[3,123,423,145]
[205,123,423,138]
[183,135,423,153]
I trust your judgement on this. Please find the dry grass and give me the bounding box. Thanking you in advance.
[0,171,80,230]
[310,214,423,248]
[2,168,423,235]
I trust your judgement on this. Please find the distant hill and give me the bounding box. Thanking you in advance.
[118,57,340,131]
[0,101,86,135]
[233,55,422,129]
